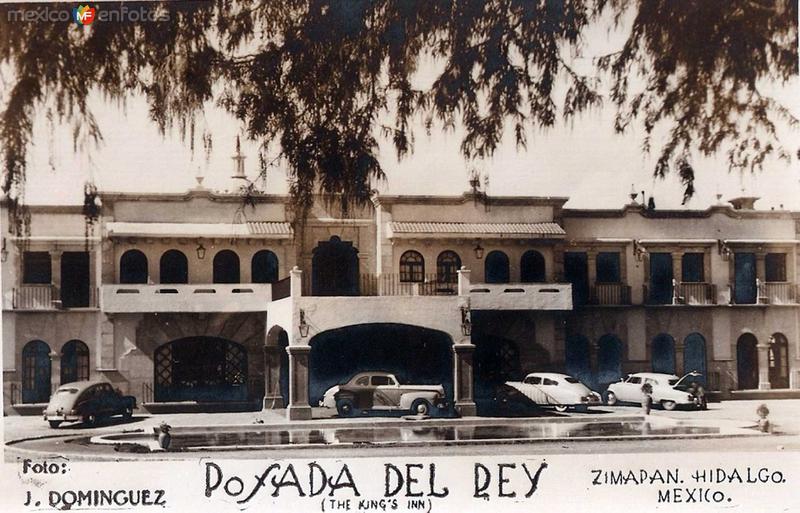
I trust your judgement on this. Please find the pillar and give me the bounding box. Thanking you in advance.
[457,267,471,296]
[263,345,285,409]
[286,345,312,420]
[453,341,477,416]
[49,351,61,394]
[50,250,63,303]
[756,342,771,390]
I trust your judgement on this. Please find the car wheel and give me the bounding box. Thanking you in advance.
[122,407,133,420]
[336,398,355,417]
[661,400,677,411]
[554,404,569,413]
[605,391,618,406]
[48,421,62,429]
[411,399,431,416]
[83,414,97,427]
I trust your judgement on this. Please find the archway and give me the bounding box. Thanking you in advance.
[311,236,359,296]
[120,250,148,284]
[265,326,290,406]
[308,323,453,406]
[484,251,510,283]
[520,250,546,283]
[596,334,623,391]
[22,340,51,403]
[160,250,188,284]
[213,250,241,284]
[61,339,90,385]
[565,335,592,387]
[736,333,759,390]
[651,333,676,374]
[769,333,789,389]
[154,337,248,402]
[683,333,707,385]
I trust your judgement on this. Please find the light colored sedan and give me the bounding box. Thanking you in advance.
[505,372,602,412]
[605,372,702,410]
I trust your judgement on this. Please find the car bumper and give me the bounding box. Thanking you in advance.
[43,413,81,422]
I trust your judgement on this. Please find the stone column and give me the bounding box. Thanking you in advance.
[756,342,771,390]
[457,267,471,296]
[286,345,312,420]
[50,250,63,304]
[453,341,477,416]
[49,351,61,394]
[263,345,285,409]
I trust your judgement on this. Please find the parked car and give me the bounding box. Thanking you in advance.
[504,372,602,412]
[43,381,137,428]
[605,372,706,410]
[330,371,448,417]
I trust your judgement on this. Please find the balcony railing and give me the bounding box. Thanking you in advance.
[590,283,631,305]
[674,282,717,305]
[301,274,457,297]
[11,285,99,310]
[101,283,272,313]
[760,282,797,305]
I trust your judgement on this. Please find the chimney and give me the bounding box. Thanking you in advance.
[727,196,760,210]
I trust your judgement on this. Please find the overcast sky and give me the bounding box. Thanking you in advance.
[16,14,800,212]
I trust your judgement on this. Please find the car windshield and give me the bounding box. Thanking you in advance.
[564,377,580,384]
[56,388,79,394]
[668,379,679,386]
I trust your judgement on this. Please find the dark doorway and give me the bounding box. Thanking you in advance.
[648,253,673,304]
[734,253,757,304]
[252,250,279,284]
[596,334,623,391]
[736,333,759,390]
[61,252,90,307]
[154,337,248,402]
[213,250,241,284]
[22,340,51,403]
[565,335,592,387]
[769,333,789,389]
[311,236,359,296]
[160,250,188,284]
[120,250,148,284]
[683,333,707,385]
[61,339,90,384]
[308,324,453,406]
[520,250,546,283]
[651,333,676,374]
[564,252,589,306]
[484,251,510,283]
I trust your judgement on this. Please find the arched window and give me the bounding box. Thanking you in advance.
[252,250,279,284]
[769,333,789,389]
[61,340,90,384]
[399,251,425,282]
[683,333,707,386]
[651,333,676,374]
[597,334,623,390]
[213,250,240,284]
[22,340,51,403]
[436,251,461,284]
[120,250,148,284]
[520,250,546,283]
[485,250,510,283]
[737,333,758,389]
[160,250,188,284]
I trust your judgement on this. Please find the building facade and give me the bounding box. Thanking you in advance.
[3,185,798,417]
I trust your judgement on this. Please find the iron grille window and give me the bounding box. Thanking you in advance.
[436,251,461,284]
[23,252,52,284]
[765,253,786,282]
[399,251,424,282]
[61,340,90,384]
[596,252,621,283]
[681,252,704,282]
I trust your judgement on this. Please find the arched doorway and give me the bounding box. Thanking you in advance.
[311,236,359,296]
[769,333,789,389]
[154,337,248,402]
[484,251,510,283]
[252,250,279,283]
[651,333,676,374]
[736,333,759,390]
[520,250,546,283]
[683,333,707,385]
[265,326,290,406]
[160,250,188,284]
[596,334,623,391]
[213,250,241,284]
[22,340,51,403]
[308,324,453,406]
[120,250,148,284]
[564,335,591,387]
[61,339,90,385]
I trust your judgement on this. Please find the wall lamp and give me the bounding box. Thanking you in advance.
[474,242,485,260]
[633,240,647,262]
[298,309,310,338]
[460,305,472,336]
[196,242,207,260]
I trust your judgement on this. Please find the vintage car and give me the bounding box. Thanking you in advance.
[43,381,137,428]
[504,372,602,412]
[329,371,448,417]
[605,372,706,410]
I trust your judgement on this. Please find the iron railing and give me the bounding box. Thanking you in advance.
[590,283,631,305]
[674,282,717,305]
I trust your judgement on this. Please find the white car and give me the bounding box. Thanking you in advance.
[605,372,705,410]
[504,372,602,412]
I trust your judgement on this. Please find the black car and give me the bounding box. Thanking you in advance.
[43,381,137,428]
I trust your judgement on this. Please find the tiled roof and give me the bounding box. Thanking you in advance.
[389,222,565,237]
[247,222,294,235]
[105,221,293,238]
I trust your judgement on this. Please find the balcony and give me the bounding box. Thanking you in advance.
[101,283,272,313]
[674,282,717,305]
[760,282,797,305]
[590,283,631,305]
[9,285,99,310]
[468,283,573,310]
[300,274,458,297]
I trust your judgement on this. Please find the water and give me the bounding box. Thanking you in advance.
[98,421,720,450]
